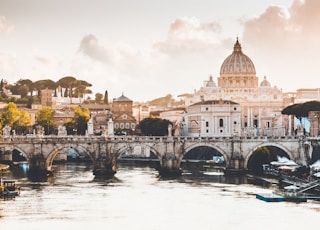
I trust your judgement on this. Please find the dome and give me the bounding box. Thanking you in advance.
[113,93,132,102]
[260,76,271,87]
[220,39,256,74]
[205,76,216,87]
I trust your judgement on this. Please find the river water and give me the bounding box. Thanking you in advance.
[1,161,319,230]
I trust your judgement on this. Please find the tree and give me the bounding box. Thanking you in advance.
[74,80,92,98]
[15,109,32,134]
[72,107,90,135]
[7,83,27,97]
[36,106,55,135]
[138,118,172,136]
[104,90,109,104]
[95,93,103,104]
[57,76,77,97]
[282,100,320,123]
[2,102,20,127]
[32,79,56,97]
[64,119,75,135]
[17,79,34,96]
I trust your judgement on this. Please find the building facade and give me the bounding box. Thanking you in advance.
[41,89,53,107]
[112,94,136,134]
[182,38,291,137]
[181,99,241,137]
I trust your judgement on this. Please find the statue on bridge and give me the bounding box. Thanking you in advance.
[168,124,172,137]
[36,125,45,137]
[107,117,114,137]
[2,125,11,137]
[87,117,94,135]
[57,125,67,136]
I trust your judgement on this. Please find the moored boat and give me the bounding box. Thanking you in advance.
[0,179,20,199]
[256,182,320,203]
[0,164,10,173]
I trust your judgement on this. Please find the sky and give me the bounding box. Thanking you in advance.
[0,0,319,102]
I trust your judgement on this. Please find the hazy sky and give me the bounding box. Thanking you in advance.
[0,0,319,102]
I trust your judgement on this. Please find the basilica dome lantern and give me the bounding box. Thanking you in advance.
[218,38,258,90]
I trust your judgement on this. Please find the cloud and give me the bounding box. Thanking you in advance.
[168,17,222,40]
[0,16,14,34]
[76,18,233,101]
[79,34,115,65]
[241,0,320,91]
[34,55,53,65]
[153,17,224,57]
[243,0,320,50]
[289,0,320,34]
[78,17,227,69]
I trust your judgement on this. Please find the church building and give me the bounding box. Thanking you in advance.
[112,93,136,135]
[181,38,291,137]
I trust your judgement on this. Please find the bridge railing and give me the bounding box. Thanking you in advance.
[0,134,302,144]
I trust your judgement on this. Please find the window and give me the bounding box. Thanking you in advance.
[206,121,209,127]
[120,123,124,129]
[125,123,130,129]
[219,119,223,127]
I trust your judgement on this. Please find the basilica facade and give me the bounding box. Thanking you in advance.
[181,38,292,137]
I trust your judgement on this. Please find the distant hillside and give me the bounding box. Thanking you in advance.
[148,94,184,108]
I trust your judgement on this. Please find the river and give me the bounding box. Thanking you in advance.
[1,161,319,230]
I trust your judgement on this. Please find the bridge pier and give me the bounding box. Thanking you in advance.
[228,156,245,169]
[93,156,117,178]
[158,153,182,177]
[28,155,52,180]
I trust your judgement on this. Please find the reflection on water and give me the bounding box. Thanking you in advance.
[1,161,319,230]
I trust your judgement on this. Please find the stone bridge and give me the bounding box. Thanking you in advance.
[0,135,318,178]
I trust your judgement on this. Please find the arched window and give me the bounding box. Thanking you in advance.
[219,118,223,127]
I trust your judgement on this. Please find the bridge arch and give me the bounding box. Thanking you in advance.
[183,143,229,163]
[244,143,294,169]
[115,143,161,160]
[46,144,95,171]
[0,144,31,163]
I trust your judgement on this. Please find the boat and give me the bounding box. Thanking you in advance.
[0,179,20,199]
[256,182,320,202]
[256,192,308,202]
[0,164,10,173]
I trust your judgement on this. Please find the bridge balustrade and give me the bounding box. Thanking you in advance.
[0,133,319,179]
